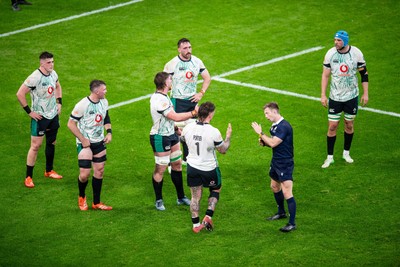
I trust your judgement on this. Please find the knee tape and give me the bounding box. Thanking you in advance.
[328,113,341,122]
[79,159,92,169]
[344,113,356,121]
[170,150,182,162]
[209,190,220,200]
[155,155,170,166]
[93,155,107,163]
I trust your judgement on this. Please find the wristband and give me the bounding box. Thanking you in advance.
[191,110,198,118]
[200,89,206,95]
[259,132,264,138]
[106,128,112,134]
[56,97,62,105]
[23,105,32,114]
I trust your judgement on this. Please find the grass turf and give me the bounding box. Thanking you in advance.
[0,0,399,266]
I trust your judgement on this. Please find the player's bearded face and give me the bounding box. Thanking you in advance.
[334,38,344,50]
[179,42,192,60]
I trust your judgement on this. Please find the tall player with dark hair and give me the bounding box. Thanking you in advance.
[17,51,63,188]
[321,30,369,168]
[164,38,211,164]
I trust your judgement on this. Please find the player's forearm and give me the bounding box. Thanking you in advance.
[200,71,211,93]
[169,110,197,122]
[67,120,85,142]
[321,78,329,96]
[321,70,330,96]
[16,85,29,107]
[218,138,230,154]
[361,82,369,96]
[201,79,211,93]
[55,82,62,98]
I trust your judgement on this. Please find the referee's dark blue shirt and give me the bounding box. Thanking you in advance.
[270,119,293,160]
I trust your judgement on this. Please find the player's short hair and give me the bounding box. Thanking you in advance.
[198,101,215,121]
[177,38,190,48]
[90,79,106,92]
[39,51,53,60]
[154,72,170,90]
[264,102,279,113]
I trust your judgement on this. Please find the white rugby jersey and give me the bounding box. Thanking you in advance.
[149,92,175,136]
[69,97,109,144]
[24,69,59,119]
[323,46,366,102]
[163,55,206,99]
[181,122,224,171]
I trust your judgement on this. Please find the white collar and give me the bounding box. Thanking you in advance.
[272,117,284,126]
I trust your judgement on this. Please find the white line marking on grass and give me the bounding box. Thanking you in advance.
[213,77,320,101]
[214,46,325,78]
[0,0,143,38]
[108,47,323,109]
[214,77,400,118]
[108,46,399,118]
[109,94,152,109]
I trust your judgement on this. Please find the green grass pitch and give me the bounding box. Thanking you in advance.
[0,0,399,266]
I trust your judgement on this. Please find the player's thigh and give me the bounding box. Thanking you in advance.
[77,147,93,175]
[30,135,44,149]
[92,149,106,172]
[281,180,293,198]
[190,185,203,200]
[328,98,344,122]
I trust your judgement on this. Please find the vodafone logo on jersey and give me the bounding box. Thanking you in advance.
[340,64,348,73]
[47,86,54,94]
[339,64,350,76]
[185,71,193,80]
[95,114,103,123]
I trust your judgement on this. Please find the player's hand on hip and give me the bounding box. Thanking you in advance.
[81,138,91,148]
[29,111,42,121]
[104,134,112,144]
[190,93,203,102]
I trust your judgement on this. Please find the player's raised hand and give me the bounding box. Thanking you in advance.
[226,123,232,138]
[251,122,262,135]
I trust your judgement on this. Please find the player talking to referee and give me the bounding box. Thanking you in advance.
[181,102,232,233]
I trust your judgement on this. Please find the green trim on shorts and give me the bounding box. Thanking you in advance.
[154,134,164,152]
[30,119,38,136]
[216,167,222,185]
[76,143,83,154]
